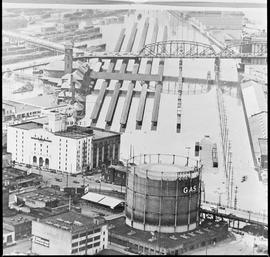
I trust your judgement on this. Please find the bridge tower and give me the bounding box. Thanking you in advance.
[64,42,73,75]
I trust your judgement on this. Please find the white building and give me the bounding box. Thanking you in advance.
[3,228,16,248]
[7,111,92,174]
[7,111,121,173]
[32,211,108,255]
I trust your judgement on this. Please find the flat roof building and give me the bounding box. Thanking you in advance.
[3,214,36,240]
[7,113,121,173]
[32,211,108,255]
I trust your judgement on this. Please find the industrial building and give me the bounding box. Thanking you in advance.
[31,211,108,255]
[106,153,229,254]
[15,187,69,209]
[102,164,127,186]
[3,214,36,240]
[7,111,121,173]
[81,192,125,211]
[125,154,202,233]
[3,167,43,192]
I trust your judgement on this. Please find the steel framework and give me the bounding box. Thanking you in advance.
[219,41,267,58]
[139,40,217,58]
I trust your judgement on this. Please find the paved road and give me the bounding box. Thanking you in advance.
[201,202,268,226]
[15,164,125,193]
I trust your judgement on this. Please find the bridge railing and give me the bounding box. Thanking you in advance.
[201,200,267,217]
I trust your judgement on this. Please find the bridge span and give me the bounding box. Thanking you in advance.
[201,201,267,228]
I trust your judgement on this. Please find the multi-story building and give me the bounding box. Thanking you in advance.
[7,111,121,173]
[3,214,36,240]
[103,165,127,186]
[31,211,108,255]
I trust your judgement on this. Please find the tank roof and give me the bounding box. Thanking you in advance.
[132,163,199,180]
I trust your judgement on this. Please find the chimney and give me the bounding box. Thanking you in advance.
[70,74,75,103]
[64,43,73,75]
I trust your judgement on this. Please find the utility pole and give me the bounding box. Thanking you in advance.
[234,186,238,210]
[230,167,234,208]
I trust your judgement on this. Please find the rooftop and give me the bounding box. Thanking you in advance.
[17,187,68,203]
[54,126,93,139]
[45,60,80,72]
[3,99,41,114]
[258,138,267,156]
[4,214,36,226]
[11,121,43,130]
[109,164,127,173]
[109,217,228,250]
[14,94,58,109]
[39,211,105,233]
[92,127,120,140]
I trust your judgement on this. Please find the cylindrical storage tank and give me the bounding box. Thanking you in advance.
[125,154,202,233]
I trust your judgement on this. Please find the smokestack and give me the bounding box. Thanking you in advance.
[64,42,73,75]
[70,73,75,103]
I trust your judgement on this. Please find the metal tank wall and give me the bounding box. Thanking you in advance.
[125,154,202,233]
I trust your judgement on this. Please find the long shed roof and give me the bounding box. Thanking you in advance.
[81,192,124,209]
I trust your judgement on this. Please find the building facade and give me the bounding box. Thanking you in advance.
[92,129,121,169]
[7,112,121,173]
[32,211,108,255]
[3,228,16,248]
[3,214,35,240]
[103,165,127,186]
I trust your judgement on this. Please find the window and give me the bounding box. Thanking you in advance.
[94,228,100,233]
[87,238,93,243]
[79,247,85,252]
[80,232,86,238]
[79,239,86,245]
[72,242,78,247]
[93,242,100,247]
[71,249,78,254]
[72,234,79,240]
[94,236,100,241]
[87,244,93,249]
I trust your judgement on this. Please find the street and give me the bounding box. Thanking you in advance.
[14,164,125,193]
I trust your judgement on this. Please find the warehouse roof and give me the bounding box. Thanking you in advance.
[258,138,267,156]
[40,211,105,233]
[11,121,43,130]
[45,60,80,72]
[3,100,41,114]
[92,127,120,140]
[81,192,124,209]
[4,214,35,226]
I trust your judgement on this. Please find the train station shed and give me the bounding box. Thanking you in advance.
[81,192,125,210]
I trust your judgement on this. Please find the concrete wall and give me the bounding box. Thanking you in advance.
[32,221,72,255]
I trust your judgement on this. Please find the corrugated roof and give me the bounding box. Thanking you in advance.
[81,192,124,209]
[258,138,267,156]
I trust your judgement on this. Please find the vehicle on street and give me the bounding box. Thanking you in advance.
[73,180,80,184]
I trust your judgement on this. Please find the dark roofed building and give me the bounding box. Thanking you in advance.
[103,165,127,186]
[91,127,121,169]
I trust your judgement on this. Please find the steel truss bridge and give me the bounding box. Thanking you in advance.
[74,40,267,61]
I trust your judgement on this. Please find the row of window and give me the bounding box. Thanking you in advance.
[71,242,100,253]
[72,229,101,240]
